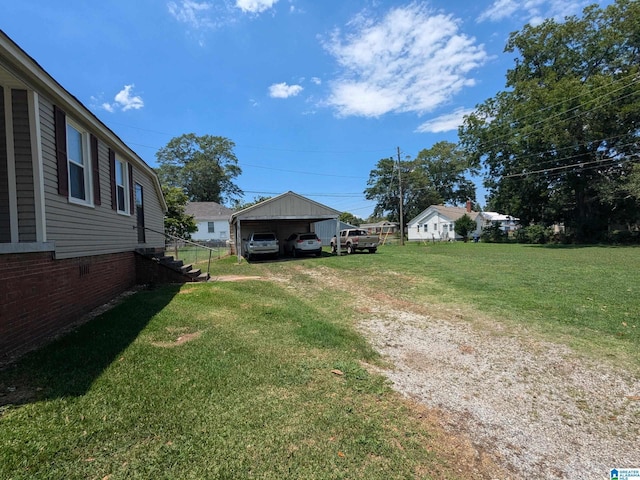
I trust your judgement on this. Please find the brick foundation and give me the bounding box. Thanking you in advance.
[0,251,138,362]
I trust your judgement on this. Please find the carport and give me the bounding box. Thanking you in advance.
[230,191,341,261]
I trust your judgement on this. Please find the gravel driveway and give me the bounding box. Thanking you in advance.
[288,266,640,479]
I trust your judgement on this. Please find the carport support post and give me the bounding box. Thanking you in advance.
[336,218,341,255]
[237,219,242,263]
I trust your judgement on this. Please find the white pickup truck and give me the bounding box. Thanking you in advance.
[330,229,379,254]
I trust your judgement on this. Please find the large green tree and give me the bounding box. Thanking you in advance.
[459,0,640,241]
[156,133,243,204]
[163,186,197,240]
[364,142,477,226]
[415,141,478,205]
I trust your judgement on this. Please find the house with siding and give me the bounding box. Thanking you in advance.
[407,203,480,242]
[475,211,520,235]
[360,221,399,236]
[0,30,169,361]
[184,201,234,244]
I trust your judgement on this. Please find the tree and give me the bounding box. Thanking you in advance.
[459,0,640,241]
[364,143,477,227]
[415,142,478,206]
[156,133,243,204]
[232,196,272,211]
[163,186,197,240]
[454,214,476,242]
[339,212,364,226]
[364,157,439,228]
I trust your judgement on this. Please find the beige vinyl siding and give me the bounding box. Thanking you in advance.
[0,85,9,242]
[12,89,36,242]
[39,97,165,259]
[132,168,164,247]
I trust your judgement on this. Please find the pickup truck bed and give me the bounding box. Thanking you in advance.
[330,229,379,254]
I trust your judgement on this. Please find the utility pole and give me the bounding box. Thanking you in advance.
[397,146,404,246]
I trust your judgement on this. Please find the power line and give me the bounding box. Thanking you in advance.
[500,154,639,179]
[471,72,640,155]
[106,121,395,155]
[241,189,366,197]
[241,163,367,179]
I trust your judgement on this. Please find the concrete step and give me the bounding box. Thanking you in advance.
[186,267,202,277]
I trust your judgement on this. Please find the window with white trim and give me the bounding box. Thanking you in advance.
[208,222,215,233]
[66,122,91,203]
[115,157,129,214]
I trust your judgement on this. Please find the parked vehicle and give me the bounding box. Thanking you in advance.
[330,229,379,254]
[284,233,322,257]
[243,232,279,260]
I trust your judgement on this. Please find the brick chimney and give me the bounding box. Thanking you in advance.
[466,199,472,213]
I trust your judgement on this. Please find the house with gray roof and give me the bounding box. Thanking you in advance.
[184,201,234,244]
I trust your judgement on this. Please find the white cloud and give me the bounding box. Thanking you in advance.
[167,1,216,29]
[235,0,278,14]
[478,0,591,24]
[322,4,487,118]
[477,0,520,22]
[268,82,303,98]
[415,107,474,133]
[98,85,144,113]
[311,77,322,85]
[114,85,144,111]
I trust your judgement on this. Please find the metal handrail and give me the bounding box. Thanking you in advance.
[136,225,229,276]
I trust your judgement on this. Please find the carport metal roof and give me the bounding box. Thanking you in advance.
[230,191,340,223]
[230,191,341,261]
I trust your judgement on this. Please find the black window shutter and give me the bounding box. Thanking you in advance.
[53,105,68,196]
[109,148,117,210]
[90,134,101,205]
[128,163,134,215]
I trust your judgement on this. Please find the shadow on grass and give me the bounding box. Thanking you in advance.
[0,284,181,408]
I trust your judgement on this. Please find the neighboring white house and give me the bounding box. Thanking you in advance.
[475,212,520,234]
[185,202,234,243]
[407,204,479,242]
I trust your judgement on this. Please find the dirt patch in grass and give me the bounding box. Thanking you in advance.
[210,275,263,282]
[150,329,203,348]
[267,264,640,480]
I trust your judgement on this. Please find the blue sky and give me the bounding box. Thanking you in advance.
[2,0,611,217]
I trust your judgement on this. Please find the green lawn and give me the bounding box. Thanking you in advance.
[303,242,640,364]
[1,243,637,479]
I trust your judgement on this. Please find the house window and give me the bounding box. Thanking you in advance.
[115,158,129,213]
[433,223,437,231]
[416,224,420,232]
[67,122,91,203]
[208,222,215,233]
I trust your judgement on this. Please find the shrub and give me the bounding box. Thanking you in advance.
[454,214,477,242]
[481,222,507,243]
[515,225,550,244]
[608,230,639,245]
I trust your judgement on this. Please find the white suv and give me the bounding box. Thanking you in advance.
[243,232,279,260]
